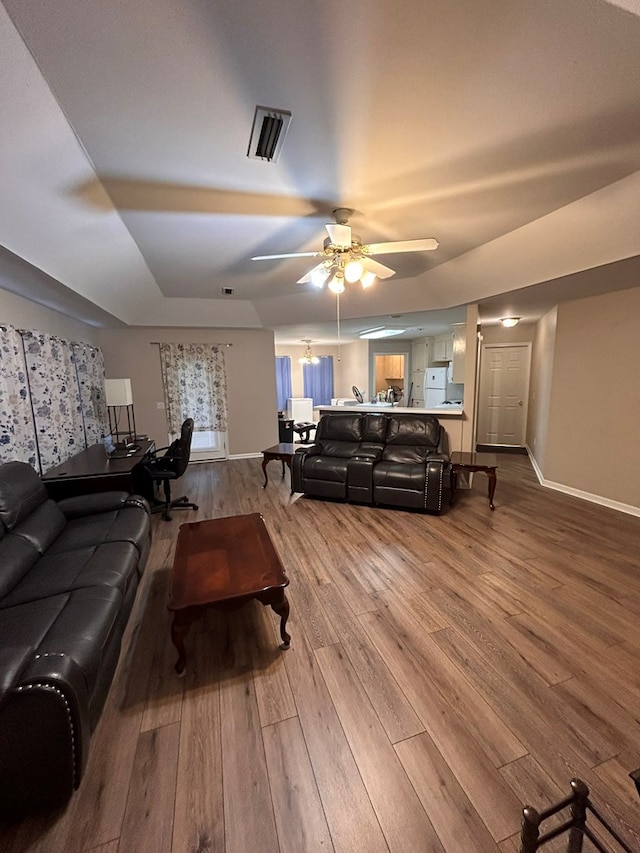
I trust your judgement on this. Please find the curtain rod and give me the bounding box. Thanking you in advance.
[149,341,233,347]
[12,328,101,351]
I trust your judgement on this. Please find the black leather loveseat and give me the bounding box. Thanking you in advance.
[292,412,450,513]
[0,461,151,817]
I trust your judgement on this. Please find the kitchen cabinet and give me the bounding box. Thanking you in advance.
[382,355,403,379]
[451,323,466,383]
[411,338,428,373]
[432,334,453,362]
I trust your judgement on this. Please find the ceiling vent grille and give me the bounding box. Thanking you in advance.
[221,286,234,296]
[247,106,292,162]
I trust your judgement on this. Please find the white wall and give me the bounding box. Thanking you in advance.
[527,308,557,471]
[0,287,101,344]
[542,287,640,509]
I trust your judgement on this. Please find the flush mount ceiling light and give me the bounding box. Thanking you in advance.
[501,317,520,327]
[359,326,407,339]
[247,106,292,162]
[252,208,438,292]
[298,339,320,365]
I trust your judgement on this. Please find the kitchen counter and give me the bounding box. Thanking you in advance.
[316,404,464,417]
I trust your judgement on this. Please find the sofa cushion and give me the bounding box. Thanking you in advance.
[0,462,48,532]
[11,500,67,554]
[385,415,440,447]
[318,413,363,442]
[302,456,350,482]
[0,542,139,609]
[362,414,388,443]
[48,507,150,557]
[0,535,40,602]
[373,461,429,492]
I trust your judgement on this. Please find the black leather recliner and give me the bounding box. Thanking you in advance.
[0,461,151,817]
[292,412,450,513]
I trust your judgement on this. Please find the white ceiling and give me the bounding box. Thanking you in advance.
[1,0,640,344]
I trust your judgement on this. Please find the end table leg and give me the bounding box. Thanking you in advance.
[271,593,291,649]
[261,456,269,488]
[487,470,497,510]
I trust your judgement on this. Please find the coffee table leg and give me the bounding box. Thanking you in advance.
[271,592,291,649]
[171,612,192,676]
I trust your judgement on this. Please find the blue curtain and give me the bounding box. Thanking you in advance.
[303,356,334,406]
[275,356,292,411]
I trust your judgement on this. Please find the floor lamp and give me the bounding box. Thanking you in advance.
[105,378,138,447]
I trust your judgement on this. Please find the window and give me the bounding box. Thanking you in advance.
[302,356,334,406]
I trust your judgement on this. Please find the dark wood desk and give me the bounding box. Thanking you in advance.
[168,513,291,675]
[450,451,498,510]
[42,439,155,500]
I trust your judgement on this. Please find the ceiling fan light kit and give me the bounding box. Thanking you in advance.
[252,208,439,293]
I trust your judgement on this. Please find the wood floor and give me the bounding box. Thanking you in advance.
[3,453,640,852]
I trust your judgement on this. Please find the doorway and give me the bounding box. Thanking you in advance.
[476,343,531,447]
[373,353,406,403]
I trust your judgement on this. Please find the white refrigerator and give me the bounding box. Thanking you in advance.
[424,367,448,407]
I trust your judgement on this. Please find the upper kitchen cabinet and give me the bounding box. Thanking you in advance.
[451,323,466,383]
[432,333,453,362]
[382,354,404,379]
[411,338,428,374]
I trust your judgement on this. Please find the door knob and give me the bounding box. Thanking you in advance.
[518,400,523,406]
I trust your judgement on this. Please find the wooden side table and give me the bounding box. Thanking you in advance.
[450,451,498,510]
[261,443,297,492]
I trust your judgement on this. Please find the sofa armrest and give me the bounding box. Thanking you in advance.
[292,444,322,493]
[436,425,449,456]
[0,645,34,708]
[56,491,137,518]
[424,458,450,513]
[426,452,449,464]
[355,443,383,461]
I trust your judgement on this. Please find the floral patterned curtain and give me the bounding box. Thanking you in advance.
[22,332,86,472]
[159,343,228,439]
[72,342,108,447]
[0,325,39,467]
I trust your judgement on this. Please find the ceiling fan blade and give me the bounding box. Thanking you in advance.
[251,251,320,260]
[360,256,396,279]
[325,223,352,248]
[297,261,327,284]
[365,238,439,254]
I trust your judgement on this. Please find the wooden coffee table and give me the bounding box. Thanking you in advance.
[168,513,291,675]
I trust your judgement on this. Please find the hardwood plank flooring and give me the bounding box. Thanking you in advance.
[2,453,640,851]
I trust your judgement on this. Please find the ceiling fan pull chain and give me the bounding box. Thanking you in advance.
[336,293,341,362]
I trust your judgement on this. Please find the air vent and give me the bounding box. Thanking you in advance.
[247,106,292,162]
[221,287,234,296]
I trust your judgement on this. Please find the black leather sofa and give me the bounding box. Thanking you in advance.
[292,412,450,513]
[0,461,151,818]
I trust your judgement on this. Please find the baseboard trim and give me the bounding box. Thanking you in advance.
[526,446,640,518]
[228,452,262,460]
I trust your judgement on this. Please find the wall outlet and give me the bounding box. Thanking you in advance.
[157,402,164,410]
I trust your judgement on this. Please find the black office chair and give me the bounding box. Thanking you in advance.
[144,418,199,521]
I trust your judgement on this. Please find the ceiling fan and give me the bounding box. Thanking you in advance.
[251,208,438,293]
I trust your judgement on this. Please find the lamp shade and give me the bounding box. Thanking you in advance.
[105,378,133,406]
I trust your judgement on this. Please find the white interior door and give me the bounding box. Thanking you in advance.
[477,343,531,446]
